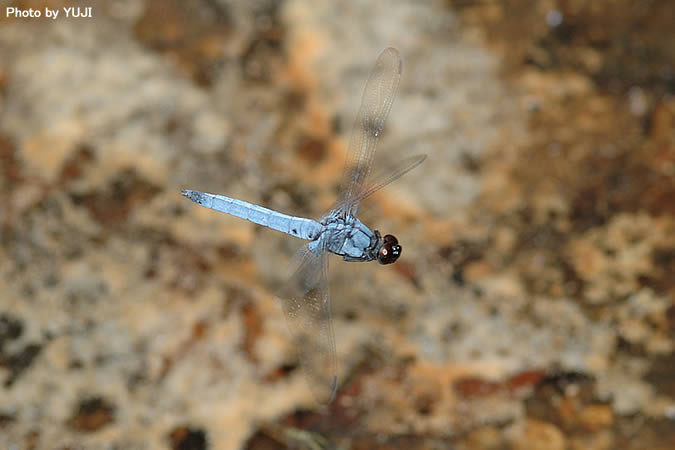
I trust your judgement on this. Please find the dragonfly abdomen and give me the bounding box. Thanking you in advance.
[181,190,322,240]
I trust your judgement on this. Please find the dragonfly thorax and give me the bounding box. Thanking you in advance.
[314,215,381,262]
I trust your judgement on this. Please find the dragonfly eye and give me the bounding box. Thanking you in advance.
[377,234,401,264]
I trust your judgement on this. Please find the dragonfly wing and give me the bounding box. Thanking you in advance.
[348,154,427,206]
[336,47,402,217]
[277,244,337,404]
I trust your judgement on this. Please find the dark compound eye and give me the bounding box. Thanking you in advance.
[377,234,401,265]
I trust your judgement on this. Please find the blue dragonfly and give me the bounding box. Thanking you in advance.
[182,48,425,403]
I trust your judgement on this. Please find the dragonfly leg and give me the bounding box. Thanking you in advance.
[343,254,371,262]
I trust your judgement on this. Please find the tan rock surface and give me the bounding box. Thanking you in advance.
[1,0,673,449]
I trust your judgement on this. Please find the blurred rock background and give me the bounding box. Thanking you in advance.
[0,0,673,449]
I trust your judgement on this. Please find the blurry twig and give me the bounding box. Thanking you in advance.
[260,423,340,450]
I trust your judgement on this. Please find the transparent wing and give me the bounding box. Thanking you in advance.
[345,154,427,208]
[336,47,402,217]
[277,244,337,404]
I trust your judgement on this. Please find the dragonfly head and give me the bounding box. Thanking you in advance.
[377,234,401,265]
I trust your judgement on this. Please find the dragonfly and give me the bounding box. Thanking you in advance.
[182,47,425,403]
